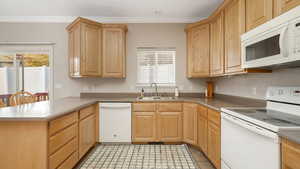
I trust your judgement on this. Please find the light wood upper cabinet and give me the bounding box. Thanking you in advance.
[224,0,246,74]
[157,112,183,142]
[67,18,127,78]
[102,25,127,78]
[245,0,273,31]
[67,17,102,77]
[186,24,210,78]
[210,12,224,76]
[78,113,96,159]
[274,0,300,16]
[132,111,157,142]
[183,103,198,145]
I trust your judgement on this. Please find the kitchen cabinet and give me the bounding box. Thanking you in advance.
[67,18,127,78]
[157,103,183,142]
[67,17,102,77]
[224,0,246,74]
[282,138,300,169]
[79,113,96,159]
[197,105,208,155]
[132,111,157,142]
[210,12,225,76]
[207,108,221,169]
[102,24,127,78]
[186,24,210,78]
[183,103,198,145]
[274,0,300,17]
[245,0,273,31]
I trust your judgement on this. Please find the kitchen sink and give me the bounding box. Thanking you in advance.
[137,96,176,101]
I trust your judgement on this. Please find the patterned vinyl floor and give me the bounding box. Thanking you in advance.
[77,144,199,169]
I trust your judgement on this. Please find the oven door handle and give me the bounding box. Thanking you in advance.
[221,113,279,142]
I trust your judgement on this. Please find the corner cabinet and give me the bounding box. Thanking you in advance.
[183,103,198,145]
[67,17,127,78]
[224,0,246,74]
[186,24,210,78]
[67,18,102,77]
[102,25,127,78]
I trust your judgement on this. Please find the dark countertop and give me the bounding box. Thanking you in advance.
[279,130,300,144]
[0,95,266,121]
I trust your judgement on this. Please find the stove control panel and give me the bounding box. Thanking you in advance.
[266,87,300,104]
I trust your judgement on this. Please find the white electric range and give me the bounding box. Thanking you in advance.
[221,87,300,169]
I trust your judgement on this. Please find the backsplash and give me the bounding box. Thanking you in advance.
[214,68,300,100]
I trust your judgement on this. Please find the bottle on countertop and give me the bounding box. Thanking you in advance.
[174,87,179,98]
[140,88,145,98]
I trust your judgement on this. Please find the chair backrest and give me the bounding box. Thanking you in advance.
[34,92,49,102]
[0,100,5,108]
[9,91,35,106]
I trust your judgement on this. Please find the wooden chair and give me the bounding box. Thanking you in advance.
[9,91,36,106]
[34,92,49,102]
[0,100,5,108]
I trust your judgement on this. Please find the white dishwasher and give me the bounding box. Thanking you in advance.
[99,103,132,143]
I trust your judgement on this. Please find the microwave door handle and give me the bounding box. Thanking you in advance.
[279,26,288,57]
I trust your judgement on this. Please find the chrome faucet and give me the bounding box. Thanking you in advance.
[151,83,159,98]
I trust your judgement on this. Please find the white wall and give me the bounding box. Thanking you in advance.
[214,68,300,99]
[0,22,206,99]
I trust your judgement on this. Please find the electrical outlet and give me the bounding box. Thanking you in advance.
[252,87,257,95]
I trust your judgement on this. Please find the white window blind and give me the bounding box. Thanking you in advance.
[137,47,176,86]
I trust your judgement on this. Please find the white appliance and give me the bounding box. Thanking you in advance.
[99,103,132,143]
[221,87,300,169]
[241,6,300,69]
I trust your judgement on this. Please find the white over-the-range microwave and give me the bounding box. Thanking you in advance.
[241,6,300,69]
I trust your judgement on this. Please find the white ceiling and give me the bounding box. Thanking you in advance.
[0,0,223,23]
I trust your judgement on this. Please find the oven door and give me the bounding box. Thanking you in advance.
[221,113,280,169]
[241,23,289,68]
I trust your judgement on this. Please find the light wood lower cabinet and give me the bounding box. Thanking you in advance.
[197,105,208,155]
[183,103,198,145]
[282,138,300,169]
[132,111,157,142]
[207,122,221,169]
[79,113,96,159]
[158,112,183,142]
[132,103,183,142]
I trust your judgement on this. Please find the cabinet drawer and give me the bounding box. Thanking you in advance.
[198,105,208,118]
[49,124,77,155]
[79,105,95,120]
[49,138,78,169]
[49,112,78,136]
[158,103,182,112]
[208,109,220,126]
[282,139,300,169]
[57,151,78,169]
[133,103,156,112]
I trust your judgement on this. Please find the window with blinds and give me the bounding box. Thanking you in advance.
[136,47,176,86]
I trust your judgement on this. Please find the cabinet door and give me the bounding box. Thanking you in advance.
[81,23,102,76]
[246,0,273,31]
[187,24,210,78]
[198,108,208,155]
[158,112,183,142]
[68,25,81,77]
[102,28,126,78]
[132,112,156,142]
[224,0,246,74]
[210,12,224,76]
[274,0,300,16]
[207,122,221,169]
[79,114,96,159]
[282,138,300,169]
[183,103,198,145]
